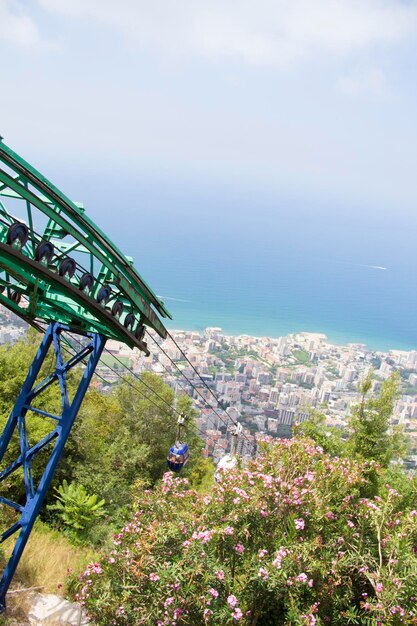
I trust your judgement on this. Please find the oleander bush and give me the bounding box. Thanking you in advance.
[74,437,417,625]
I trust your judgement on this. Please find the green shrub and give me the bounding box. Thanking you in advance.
[74,437,417,625]
[48,480,106,544]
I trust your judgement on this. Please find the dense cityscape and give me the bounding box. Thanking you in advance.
[2,305,416,469]
[139,327,417,467]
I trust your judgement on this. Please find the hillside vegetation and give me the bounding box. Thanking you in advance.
[0,334,416,624]
[75,437,417,625]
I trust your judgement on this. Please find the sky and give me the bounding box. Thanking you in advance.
[1,1,417,347]
[1,0,417,211]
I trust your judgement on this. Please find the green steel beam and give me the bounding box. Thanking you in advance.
[0,141,171,318]
[0,139,171,349]
[0,167,167,338]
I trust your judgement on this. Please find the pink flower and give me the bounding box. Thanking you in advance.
[388,488,400,498]
[410,510,417,517]
[192,530,213,543]
[162,472,173,488]
[260,510,269,517]
[258,567,269,580]
[208,588,219,598]
[272,547,289,569]
[149,573,160,581]
[258,549,268,559]
[295,518,305,530]
[232,607,243,620]
[393,605,405,617]
[375,583,383,594]
[164,597,174,608]
[234,543,245,554]
[224,526,234,536]
[215,570,225,580]
[233,487,249,499]
[297,573,308,584]
[347,520,355,528]
[228,595,238,608]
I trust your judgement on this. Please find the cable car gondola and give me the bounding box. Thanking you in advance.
[167,413,189,472]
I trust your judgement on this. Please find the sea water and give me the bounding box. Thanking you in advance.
[55,169,417,352]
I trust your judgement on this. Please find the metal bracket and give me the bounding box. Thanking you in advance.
[176,412,186,441]
[230,422,242,456]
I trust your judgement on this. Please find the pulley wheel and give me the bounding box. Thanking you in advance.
[7,222,29,248]
[58,257,76,279]
[79,272,94,293]
[10,290,21,304]
[97,285,112,304]
[124,312,135,330]
[135,323,145,341]
[111,301,124,317]
[35,241,54,264]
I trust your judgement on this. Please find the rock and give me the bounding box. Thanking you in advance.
[27,593,88,626]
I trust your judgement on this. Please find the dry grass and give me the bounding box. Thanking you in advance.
[3,521,97,596]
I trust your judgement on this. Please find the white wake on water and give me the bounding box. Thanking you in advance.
[359,264,387,270]
[157,295,192,303]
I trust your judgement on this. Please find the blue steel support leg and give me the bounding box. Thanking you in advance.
[0,322,105,611]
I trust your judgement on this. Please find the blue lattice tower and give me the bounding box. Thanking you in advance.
[0,324,105,609]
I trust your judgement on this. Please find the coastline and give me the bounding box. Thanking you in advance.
[166,319,416,355]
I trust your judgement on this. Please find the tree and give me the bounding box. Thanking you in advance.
[63,373,203,520]
[294,410,346,457]
[349,372,405,468]
[348,372,407,496]
[188,456,215,492]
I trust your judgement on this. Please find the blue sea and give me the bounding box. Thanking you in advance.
[51,166,417,353]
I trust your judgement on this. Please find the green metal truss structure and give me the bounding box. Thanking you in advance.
[0,138,172,610]
[0,138,172,348]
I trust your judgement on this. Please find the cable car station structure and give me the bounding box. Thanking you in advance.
[0,138,172,610]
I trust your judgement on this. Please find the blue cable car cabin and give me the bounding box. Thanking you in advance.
[167,441,189,472]
[167,413,189,471]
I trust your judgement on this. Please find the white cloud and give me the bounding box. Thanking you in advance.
[38,0,417,66]
[336,67,387,98]
[0,0,43,47]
